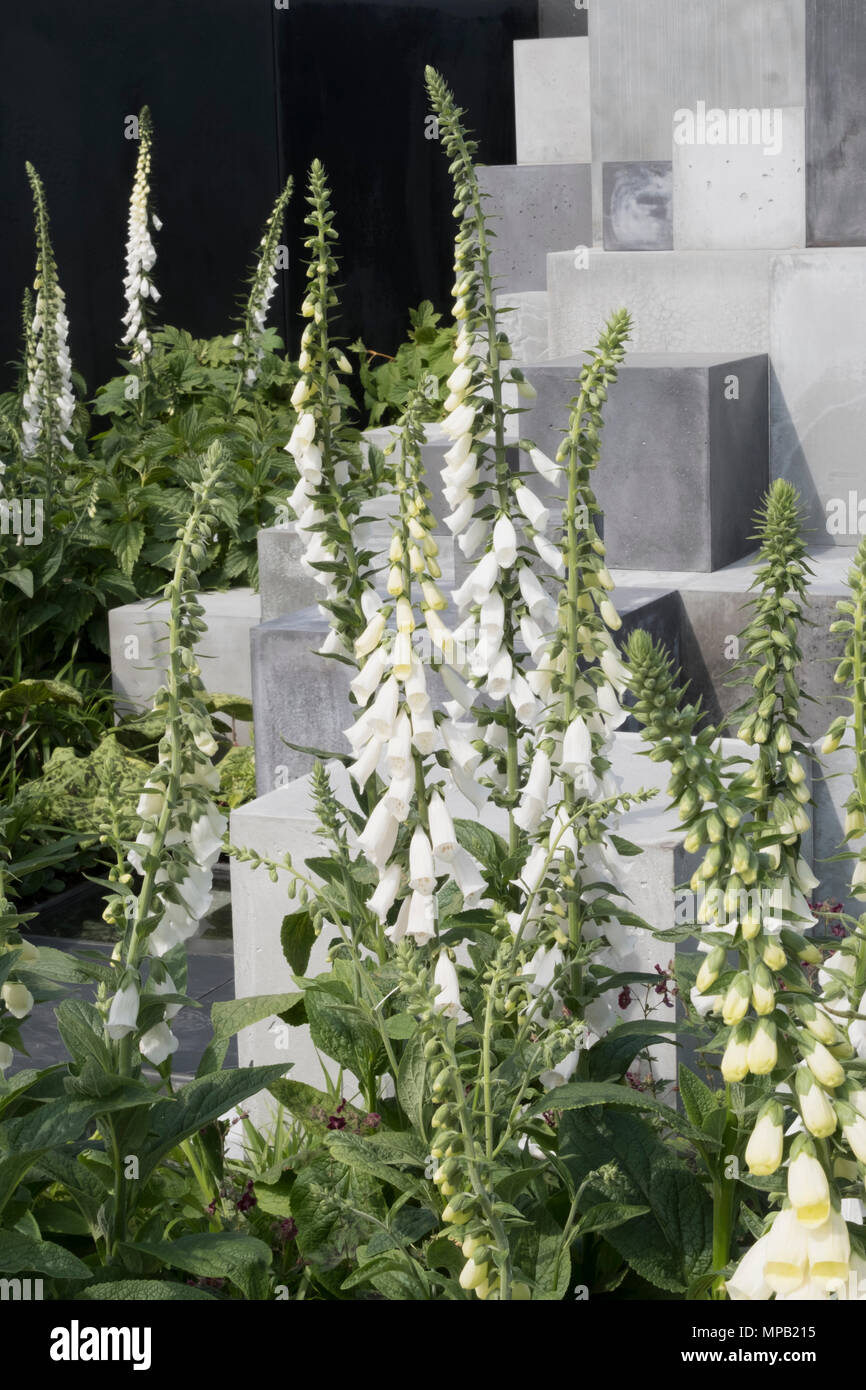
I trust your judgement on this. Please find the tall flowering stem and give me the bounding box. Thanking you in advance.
[232,176,293,400]
[120,106,161,397]
[426,67,551,848]
[21,163,76,489]
[286,161,376,657]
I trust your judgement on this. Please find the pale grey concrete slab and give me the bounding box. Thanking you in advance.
[810,738,861,917]
[514,37,592,165]
[497,290,550,362]
[519,353,769,570]
[603,162,673,251]
[477,163,592,291]
[108,589,259,744]
[770,249,866,545]
[806,0,866,246]
[539,0,588,38]
[589,0,806,244]
[674,107,806,249]
[258,526,321,623]
[547,249,773,357]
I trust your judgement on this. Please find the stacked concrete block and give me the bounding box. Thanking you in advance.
[588,0,806,244]
[519,353,769,571]
[108,588,259,743]
[477,163,592,291]
[806,0,866,245]
[611,546,857,743]
[809,738,861,917]
[547,249,773,358]
[250,588,681,795]
[539,0,588,39]
[602,162,673,251]
[514,37,592,165]
[673,107,806,250]
[498,290,550,362]
[769,250,866,545]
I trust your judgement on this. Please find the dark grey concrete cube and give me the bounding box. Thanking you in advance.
[539,0,588,37]
[477,164,592,293]
[519,353,770,572]
[250,588,680,795]
[603,162,673,251]
[807,0,866,245]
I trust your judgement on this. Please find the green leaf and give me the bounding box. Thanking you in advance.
[280,910,316,975]
[0,1151,41,1217]
[203,692,254,722]
[1,567,34,598]
[130,1232,271,1300]
[139,1064,288,1180]
[268,1078,362,1130]
[290,1156,384,1294]
[340,1250,429,1299]
[55,999,115,1072]
[305,991,385,1081]
[585,1022,679,1083]
[0,1231,90,1279]
[0,678,82,711]
[396,1030,428,1136]
[560,1108,714,1294]
[574,1201,650,1238]
[678,1065,723,1130]
[210,993,303,1042]
[454,818,506,869]
[522,1081,709,1145]
[79,1279,218,1300]
[325,1132,423,1196]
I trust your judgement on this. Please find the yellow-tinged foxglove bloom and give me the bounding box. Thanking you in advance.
[722,1024,751,1083]
[807,1208,850,1293]
[695,945,726,994]
[763,1207,809,1294]
[788,1148,831,1228]
[745,1103,784,1176]
[804,1038,845,1089]
[796,1067,837,1139]
[747,1019,778,1075]
[842,1111,866,1164]
[1,981,34,1020]
[722,972,751,1027]
[751,963,776,1016]
[726,1232,772,1300]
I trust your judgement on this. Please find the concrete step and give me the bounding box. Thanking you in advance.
[514,36,591,165]
[519,353,769,572]
[602,161,673,251]
[477,162,591,292]
[807,0,866,246]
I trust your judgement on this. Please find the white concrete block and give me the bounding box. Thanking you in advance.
[589,0,806,243]
[547,249,772,357]
[514,37,592,165]
[498,290,550,363]
[108,589,259,743]
[770,250,866,544]
[674,107,806,249]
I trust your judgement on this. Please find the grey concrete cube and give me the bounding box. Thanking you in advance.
[477,163,592,292]
[497,290,550,363]
[603,162,673,251]
[520,353,769,571]
[539,0,588,38]
[250,587,681,796]
[547,249,773,358]
[257,527,321,623]
[806,0,866,246]
[770,249,866,545]
[589,0,806,244]
[514,37,592,165]
[108,588,259,743]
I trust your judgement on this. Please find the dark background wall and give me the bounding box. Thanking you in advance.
[1,0,537,395]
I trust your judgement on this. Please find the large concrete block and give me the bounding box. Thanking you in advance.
[613,546,857,742]
[806,0,866,246]
[257,527,320,623]
[477,163,592,291]
[108,589,259,743]
[520,353,769,571]
[250,588,680,796]
[547,249,773,357]
[589,0,806,244]
[602,162,673,251]
[809,738,862,917]
[770,250,866,544]
[539,0,588,38]
[673,107,806,250]
[514,37,592,165]
[498,290,550,362]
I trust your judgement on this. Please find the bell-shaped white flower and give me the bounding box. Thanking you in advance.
[349,646,389,708]
[139,1021,179,1066]
[788,1150,831,1228]
[367,676,400,738]
[726,1232,772,1301]
[451,848,485,908]
[528,447,560,485]
[492,516,517,567]
[458,517,487,559]
[148,968,183,1021]
[0,1041,12,1073]
[411,702,436,755]
[409,825,436,895]
[357,798,400,870]
[560,715,593,788]
[433,953,461,1018]
[406,890,436,944]
[368,862,402,922]
[106,979,140,1039]
[349,734,383,790]
[763,1206,809,1294]
[807,1208,850,1293]
[514,485,549,533]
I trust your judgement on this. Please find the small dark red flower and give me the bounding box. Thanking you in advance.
[364,1112,381,1130]
[327,1115,347,1130]
[618,986,632,1010]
